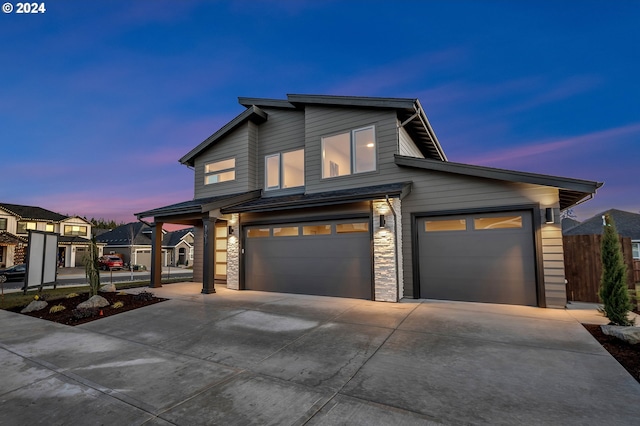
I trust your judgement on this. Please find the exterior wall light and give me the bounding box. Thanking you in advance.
[228,225,234,235]
[545,208,554,224]
[379,214,386,228]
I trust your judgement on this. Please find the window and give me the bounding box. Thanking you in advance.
[0,218,6,231]
[302,224,331,235]
[64,225,88,237]
[205,158,236,185]
[425,219,466,232]
[46,223,55,232]
[247,228,270,238]
[265,149,304,190]
[633,242,639,260]
[322,126,375,178]
[336,222,369,233]
[474,216,522,230]
[273,226,299,237]
[17,221,36,234]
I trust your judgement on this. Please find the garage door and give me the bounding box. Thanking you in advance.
[418,211,537,306]
[244,220,372,299]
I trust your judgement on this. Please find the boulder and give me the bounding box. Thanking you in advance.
[77,295,110,309]
[601,325,640,345]
[100,283,117,293]
[21,300,48,313]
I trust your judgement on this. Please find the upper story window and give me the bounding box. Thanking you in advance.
[0,218,7,231]
[17,221,37,234]
[64,225,87,237]
[633,242,639,260]
[322,126,376,179]
[205,158,236,185]
[265,149,305,191]
[46,223,55,232]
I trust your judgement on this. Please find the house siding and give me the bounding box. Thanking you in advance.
[194,124,252,199]
[304,106,400,194]
[398,126,424,158]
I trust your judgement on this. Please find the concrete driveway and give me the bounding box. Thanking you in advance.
[1,283,639,425]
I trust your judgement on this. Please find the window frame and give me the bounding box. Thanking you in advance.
[633,242,640,260]
[0,218,7,231]
[17,221,37,234]
[204,157,236,185]
[321,125,376,179]
[64,225,88,237]
[264,148,305,191]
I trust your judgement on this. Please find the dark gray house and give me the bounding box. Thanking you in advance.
[137,94,602,308]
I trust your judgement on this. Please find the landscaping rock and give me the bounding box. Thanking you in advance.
[99,283,117,293]
[77,295,110,309]
[601,325,640,345]
[21,300,48,313]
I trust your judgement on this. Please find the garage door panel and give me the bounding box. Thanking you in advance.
[418,211,537,306]
[245,221,371,299]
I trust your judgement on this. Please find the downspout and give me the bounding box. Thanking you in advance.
[385,195,400,302]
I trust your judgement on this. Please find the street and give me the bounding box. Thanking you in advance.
[0,267,193,291]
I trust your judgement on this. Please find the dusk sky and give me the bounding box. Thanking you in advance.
[1,0,638,226]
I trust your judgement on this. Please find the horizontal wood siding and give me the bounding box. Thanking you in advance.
[256,108,305,191]
[399,168,565,306]
[194,124,251,199]
[305,106,399,194]
[248,122,258,190]
[399,126,424,158]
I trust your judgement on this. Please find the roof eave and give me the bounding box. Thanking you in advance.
[179,106,268,167]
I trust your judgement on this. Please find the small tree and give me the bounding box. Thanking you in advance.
[599,214,634,326]
[85,236,101,296]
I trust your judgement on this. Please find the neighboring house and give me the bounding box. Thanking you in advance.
[563,209,640,260]
[561,217,581,233]
[0,202,100,268]
[97,222,194,269]
[136,94,602,308]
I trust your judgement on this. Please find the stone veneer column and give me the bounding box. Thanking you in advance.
[226,214,240,290]
[373,198,402,302]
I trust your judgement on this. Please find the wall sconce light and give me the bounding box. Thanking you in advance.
[545,208,554,224]
[379,214,386,228]
[228,225,234,235]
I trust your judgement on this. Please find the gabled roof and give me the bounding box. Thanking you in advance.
[179,106,268,167]
[0,231,27,245]
[0,203,68,222]
[181,94,447,167]
[561,217,581,232]
[394,155,603,210]
[222,182,411,213]
[162,227,194,247]
[563,209,640,239]
[96,222,158,246]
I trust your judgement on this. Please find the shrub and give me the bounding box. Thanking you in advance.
[599,214,634,326]
[133,291,154,302]
[71,308,98,320]
[112,301,124,309]
[49,304,66,314]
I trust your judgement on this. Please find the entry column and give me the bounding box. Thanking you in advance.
[149,221,163,288]
[201,216,216,294]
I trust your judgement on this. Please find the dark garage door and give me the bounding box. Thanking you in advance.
[418,211,537,306]
[244,220,372,299]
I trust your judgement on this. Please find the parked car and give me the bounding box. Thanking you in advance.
[98,255,124,270]
[0,263,26,282]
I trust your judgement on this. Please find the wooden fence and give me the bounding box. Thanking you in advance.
[563,235,636,303]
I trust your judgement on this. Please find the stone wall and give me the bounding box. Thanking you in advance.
[226,214,240,290]
[372,198,401,302]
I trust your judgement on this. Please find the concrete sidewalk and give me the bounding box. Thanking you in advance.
[1,283,639,425]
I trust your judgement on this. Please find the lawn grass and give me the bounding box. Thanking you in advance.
[0,278,184,310]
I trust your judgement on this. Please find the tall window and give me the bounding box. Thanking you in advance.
[205,158,236,185]
[17,221,37,234]
[0,218,6,231]
[64,225,87,237]
[265,149,304,190]
[322,126,375,178]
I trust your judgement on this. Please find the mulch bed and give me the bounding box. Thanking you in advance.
[9,292,167,326]
[583,323,640,384]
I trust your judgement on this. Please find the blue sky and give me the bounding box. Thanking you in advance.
[1,0,638,224]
